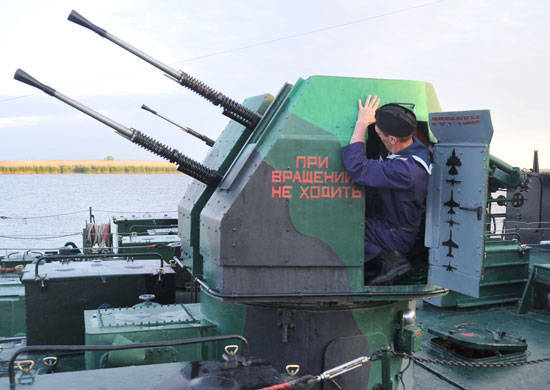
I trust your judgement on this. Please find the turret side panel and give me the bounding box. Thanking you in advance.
[200,115,364,294]
[178,94,273,275]
[426,110,493,298]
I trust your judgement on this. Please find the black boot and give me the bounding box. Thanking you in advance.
[367,250,411,285]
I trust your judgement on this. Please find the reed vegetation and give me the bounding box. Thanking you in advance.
[0,160,178,174]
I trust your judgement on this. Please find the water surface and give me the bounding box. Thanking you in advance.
[0,174,189,253]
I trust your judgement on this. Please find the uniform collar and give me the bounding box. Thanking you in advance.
[385,137,432,174]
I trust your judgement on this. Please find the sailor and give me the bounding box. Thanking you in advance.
[341,96,431,284]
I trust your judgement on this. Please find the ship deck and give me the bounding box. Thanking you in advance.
[414,298,550,389]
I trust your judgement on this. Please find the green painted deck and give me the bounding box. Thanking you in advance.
[414,301,550,389]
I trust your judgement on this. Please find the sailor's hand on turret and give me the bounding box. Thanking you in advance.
[357,95,380,128]
[350,95,380,144]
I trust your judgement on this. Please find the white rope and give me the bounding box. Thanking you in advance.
[85,222,112,248]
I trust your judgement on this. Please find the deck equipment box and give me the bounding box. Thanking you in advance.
[84,303,215,369]
[0,277,25,337]
[21,259,175,345]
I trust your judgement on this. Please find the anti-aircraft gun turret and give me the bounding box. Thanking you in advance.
[15,68,446,388]
[9,8,550,389]
[13,10,455,389]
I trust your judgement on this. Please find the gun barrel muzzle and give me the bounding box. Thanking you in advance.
[141,104,157,115]
[14,69,56,96]
[68,10,107,37]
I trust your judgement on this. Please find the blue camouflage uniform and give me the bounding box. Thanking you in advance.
[341,137,431,262]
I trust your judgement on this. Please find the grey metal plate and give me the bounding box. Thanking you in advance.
[91,304,197,328]
[0,362,189,390]
[21,260,173,281]
[426,110,493,298]
[113,215,175,223]
[146,228,179,235]
[0,278,24,297]
[121,235,179,244]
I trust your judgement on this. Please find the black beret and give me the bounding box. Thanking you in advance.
[375,103,417,137]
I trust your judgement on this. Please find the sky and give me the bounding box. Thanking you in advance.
[0,0,549,169]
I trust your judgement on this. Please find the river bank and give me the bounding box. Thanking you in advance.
[0,160,178,174]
